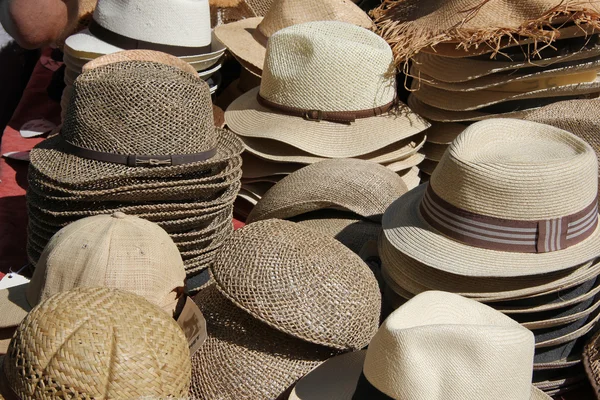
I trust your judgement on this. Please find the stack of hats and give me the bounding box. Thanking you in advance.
[379,119,600,397]
[189,219,381,399]
[225,20,430,209]
[245,159,411,254]
[60,0,227,120]
[373,0,600,177]
[26,59,243,277]
[0,287,191,399]
[418,122,466,180]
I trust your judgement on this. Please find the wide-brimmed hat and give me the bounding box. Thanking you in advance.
[0,287,191,399]
[383,119,600,277]
[214,0,372,73]
[247,159,408,223]
[289,291,551,400]
[0,213,186,329]
[225,21,429,158]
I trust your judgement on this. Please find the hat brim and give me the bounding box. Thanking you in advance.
[289,350,551,400]
[385,153,425,172]
[0,284,31,329]
[398,166,421,190]
[226,87,430,158]
[383,184,600,277]
[215,17,265,72]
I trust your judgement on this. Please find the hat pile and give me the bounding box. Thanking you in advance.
[379,119,600,397]
[0,287,191,399]
[225,20,430,211]
[246,159,410,254]
[60,0,227,120]
[189,219,381,399]
[26,60,243,277]
[373,0,600,177]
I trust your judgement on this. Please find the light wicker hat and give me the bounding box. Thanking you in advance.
[383,118,600,277]
[214,0,372,73]
[0,213,186,329]
[0,287,191,399]
[289,291,551,400]
[226,21,430,158]
[247,159,408,223]
[210,219,381,351]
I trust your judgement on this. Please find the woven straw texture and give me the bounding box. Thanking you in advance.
[372,0,600,65]
[2,287,191,399]
[82,49,198,75]
[247,159,408,223]
[583,329,600,395]
[189,284,336,400]
[210,219,381,351]
[245,0,274,16]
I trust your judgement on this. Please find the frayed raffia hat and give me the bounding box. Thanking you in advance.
[0,287,191,399]
[372,0,600,65]
[383,119,600,277]
[210,219,381,351]
[0,213,186,328]
[289,291,551,400]
[214,0,372,73]
[226,21,429,158]
[247,159,408,223]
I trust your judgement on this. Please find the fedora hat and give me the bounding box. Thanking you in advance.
[371,0,600,64]
[0,287,191,399]
[225,21,429,158]
[383,118,600,278]
[0,213,186,329]
[214,0,372,73]
[247,159,408,223]
[289,291,551,400]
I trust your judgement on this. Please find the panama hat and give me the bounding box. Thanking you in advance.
[289,291,551,400]
[0,287,191,399]
[247,159,408,223]
[383,119,600,278]
[226,21,429,158]
[0,213,186,328]
[214,0,372,73]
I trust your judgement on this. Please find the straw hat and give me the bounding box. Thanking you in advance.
[214,0,373,73]
[422,142,448,162]
[82,49,199,75]
[425,122,466,144]
[210,219,381,350]
[289,291,551,400]
[583,330,600,396]
[0,287,191,399]
[247,159,408,223]
[225,21,429,158]
[0,213,185,329]
[383,119,600,277]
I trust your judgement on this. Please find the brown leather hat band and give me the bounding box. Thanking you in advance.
[61,140,217,167]
[89,21,211,57]
[256,93,395,124]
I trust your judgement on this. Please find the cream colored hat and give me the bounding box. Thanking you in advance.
[383,119,600,277]
[226,21,430,158]
[0,213,186,328]
[214,0,372,73]
[247,159,408,223]
[290,290,551,400]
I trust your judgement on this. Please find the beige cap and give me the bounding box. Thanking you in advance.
[0,213,186,328]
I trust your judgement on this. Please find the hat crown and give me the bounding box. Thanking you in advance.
[93,0,211,47]
[4,287,191,399]
[62,61,217,157]
[363,291,535,399]
[26,213,185,311]
[259,21,396,112]
[258,0,372,37]
[430,119,598,220]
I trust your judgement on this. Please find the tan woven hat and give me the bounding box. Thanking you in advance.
[225,21,430,158]
[583,329,600,397]
[425,122,466,144]
[210,219,381,350]
[0,287,191,399]
[214,0,372,73]
[372,0,600,65]
[383,118,600,277]
[422,142,449,162]
[289,291,551,400]
[247,159,408,223]
[0,213,186,329]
